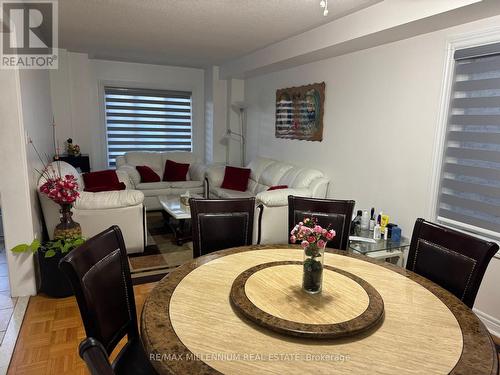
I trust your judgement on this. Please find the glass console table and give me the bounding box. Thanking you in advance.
[349,229,410,267]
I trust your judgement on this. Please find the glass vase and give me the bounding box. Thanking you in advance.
[54,204,81,240]
[302,242,326,294]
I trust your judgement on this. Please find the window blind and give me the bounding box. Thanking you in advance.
[104,86,192,166]
[437,43,500,238]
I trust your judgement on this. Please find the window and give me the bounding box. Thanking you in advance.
[436,42,500,239]
[104,86,192,166]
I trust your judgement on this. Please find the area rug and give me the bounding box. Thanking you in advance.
[128,211,193,284]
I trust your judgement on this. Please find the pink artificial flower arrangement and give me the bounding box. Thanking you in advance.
[39,168,80,205]
[290,217,336,250]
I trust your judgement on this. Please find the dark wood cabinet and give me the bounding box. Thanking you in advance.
[54,154,91,173]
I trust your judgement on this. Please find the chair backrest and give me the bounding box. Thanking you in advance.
[288,196,355,250]
[190,198,255,258]
[407,218,499,308]
[59,226,138,354]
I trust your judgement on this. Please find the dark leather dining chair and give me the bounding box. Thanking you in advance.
[288,196,355,250]
[190,198,255,258]
[79,337,115,375]
[59,226,156,375]
[407,218,498,308]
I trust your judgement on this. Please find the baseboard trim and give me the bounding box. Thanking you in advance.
[473,308,500,338]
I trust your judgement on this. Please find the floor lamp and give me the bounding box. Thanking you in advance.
[223,102,247,166]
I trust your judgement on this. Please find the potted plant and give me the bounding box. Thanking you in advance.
[290,217,336,294]
[11,237,85,297]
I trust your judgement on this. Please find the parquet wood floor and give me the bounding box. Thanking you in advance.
[7,282,157,375]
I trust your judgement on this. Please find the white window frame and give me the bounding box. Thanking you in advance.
[430,26,500,255]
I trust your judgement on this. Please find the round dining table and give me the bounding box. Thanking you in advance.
[141,245,499,375]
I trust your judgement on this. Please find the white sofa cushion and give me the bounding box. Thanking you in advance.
[116,169,133,189]
[161,151,197,165]
[123,151,163,176]
[256,188,312,207]
[207,165,226,187]
[137,180,202,191]
[141,188,171,197]
[117,165,141,186]
[279,167,324,189]
[136,182,170,190]
[169,180,203,189]
[259,162,293,187]
[73,190,144,210]
[211,187,254,199]
[189,163,207,182]
[247,158,275,193]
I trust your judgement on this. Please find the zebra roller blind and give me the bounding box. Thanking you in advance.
[437,42,500,238]
[104,86,192,166]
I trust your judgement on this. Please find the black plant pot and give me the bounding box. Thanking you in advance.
[35,251,73,298]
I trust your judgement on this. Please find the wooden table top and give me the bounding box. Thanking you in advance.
[141,245,499,375]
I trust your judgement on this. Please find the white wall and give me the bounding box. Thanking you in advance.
[204,66,228,164]
[50,51,205,169]
[19,70,56,236]
[244,15,500,331]
[0,68,53,297]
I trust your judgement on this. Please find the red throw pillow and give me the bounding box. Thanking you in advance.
[84,182,126,193]
[268,185,288,191]
[221,166,251,192]
[83,170,120,191]
[136,165,161,183]
[163,160,190,182]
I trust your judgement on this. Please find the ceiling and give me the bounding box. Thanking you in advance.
[58,0,380,68]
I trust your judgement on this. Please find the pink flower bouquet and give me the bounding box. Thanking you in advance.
[39,174,80,205]
[290,217,336,252]
[290,217,336,294]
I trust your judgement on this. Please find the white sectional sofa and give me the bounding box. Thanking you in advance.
[116,151,206,211]
[38,161,146,254]
[206,157,330,244]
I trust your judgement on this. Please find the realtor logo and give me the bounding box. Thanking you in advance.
[1,0,58,69]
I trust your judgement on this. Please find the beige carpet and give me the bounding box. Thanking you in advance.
[128,212,193,283]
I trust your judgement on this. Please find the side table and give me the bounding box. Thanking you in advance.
[349,229,410,267]
[54,154,91,173]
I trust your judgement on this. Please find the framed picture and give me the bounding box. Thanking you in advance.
[275,82,325,141]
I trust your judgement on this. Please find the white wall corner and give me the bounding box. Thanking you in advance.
[0,69,37,297]
[473,308,500,337]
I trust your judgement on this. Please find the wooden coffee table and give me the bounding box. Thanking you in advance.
[158,195,201,245]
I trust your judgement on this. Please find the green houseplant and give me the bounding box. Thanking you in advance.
[12,237,85,297]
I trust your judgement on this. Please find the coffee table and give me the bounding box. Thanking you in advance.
[159,195,201,245]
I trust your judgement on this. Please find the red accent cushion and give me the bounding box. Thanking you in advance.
[163,160,190,182]
[221,166,251,192]
[83,170,120,191]
[84,182,126,193]
[268,185,288,191]
[136,165,161,183]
